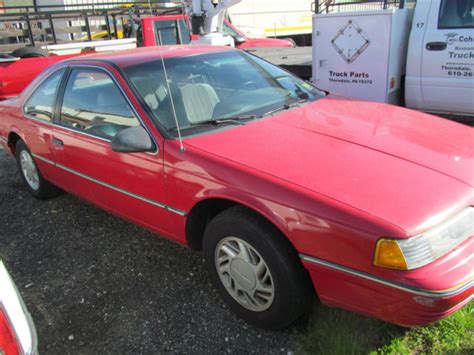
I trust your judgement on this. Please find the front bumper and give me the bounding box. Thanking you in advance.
[301,254,473,326]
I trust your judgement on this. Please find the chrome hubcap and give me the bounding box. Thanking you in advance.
[20,150,40,191]
[215,237,274,312]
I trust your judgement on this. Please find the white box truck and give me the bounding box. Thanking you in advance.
[312,0,474,117]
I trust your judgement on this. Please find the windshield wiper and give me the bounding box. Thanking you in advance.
[170,115,257,131]
[261,96,310,118]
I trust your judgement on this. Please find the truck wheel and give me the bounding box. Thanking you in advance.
[203,206,314,329]
[15,140,60,200]
[11,47,48,59]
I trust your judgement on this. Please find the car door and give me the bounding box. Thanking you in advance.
[21,68,66,181]
[51,66,179,237]
[420,0,474,115]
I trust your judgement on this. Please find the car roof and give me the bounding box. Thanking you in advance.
[69,45,233,68]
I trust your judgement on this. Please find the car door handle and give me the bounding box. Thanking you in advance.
[426,42,447,51]
[52,137,64,147]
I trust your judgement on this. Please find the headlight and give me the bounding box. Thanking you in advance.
[375,207,474,270]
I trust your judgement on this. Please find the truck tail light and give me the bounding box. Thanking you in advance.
[0,308,20,355]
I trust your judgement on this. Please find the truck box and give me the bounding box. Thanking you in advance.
[312,8,414,104]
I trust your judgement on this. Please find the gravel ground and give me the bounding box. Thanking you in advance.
[0,147,305,354]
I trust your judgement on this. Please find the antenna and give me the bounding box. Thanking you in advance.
[157,29,185,154]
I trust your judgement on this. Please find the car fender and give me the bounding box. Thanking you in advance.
[193,187,291,239]
[6,125,28,155]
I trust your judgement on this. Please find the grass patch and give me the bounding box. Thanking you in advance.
[296,302,473,354]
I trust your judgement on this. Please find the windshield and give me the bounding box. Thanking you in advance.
[123,50,325,137]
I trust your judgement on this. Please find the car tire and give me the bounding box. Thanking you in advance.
[15,140,60,200]
[203,206,314,329]
[11,47,48,59]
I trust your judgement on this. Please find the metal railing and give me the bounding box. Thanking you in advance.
[312,0,415,14]
[0,1,185,48]
[0,1,185,18]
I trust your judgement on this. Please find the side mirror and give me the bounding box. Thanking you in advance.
[233,35,247,45]
[111,126,155,153]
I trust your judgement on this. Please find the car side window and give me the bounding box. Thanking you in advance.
[24,69,65,122]
[439,0,474,29]
[60,69,141,140]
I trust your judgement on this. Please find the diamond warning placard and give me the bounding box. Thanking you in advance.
[332,20,370,64]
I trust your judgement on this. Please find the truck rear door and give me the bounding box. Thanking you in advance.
[420,0,474,116]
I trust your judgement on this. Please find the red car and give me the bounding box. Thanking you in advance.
[222,20,295,48]
[0,46,472,329]
[0,261,38,355]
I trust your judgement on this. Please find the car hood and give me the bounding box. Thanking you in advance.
[185,95,474,235]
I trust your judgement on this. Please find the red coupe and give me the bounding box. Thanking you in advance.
[0,46,472,329]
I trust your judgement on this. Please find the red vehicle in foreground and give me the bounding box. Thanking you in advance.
[0,46,472,329]
[0,260,37,355]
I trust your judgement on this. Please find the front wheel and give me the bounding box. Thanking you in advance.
[203,206,314,329]
[15,140,60,199]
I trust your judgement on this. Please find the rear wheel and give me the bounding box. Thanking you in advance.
[15,140,60,199]
[203,206,314,329]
